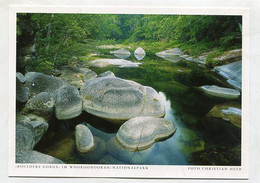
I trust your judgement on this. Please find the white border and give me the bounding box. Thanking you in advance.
[8,6,249,179]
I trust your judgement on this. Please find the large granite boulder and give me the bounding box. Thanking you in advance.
[110,48,131,59]
[55,85,82,120]
[199,85,240,99]
[156,48,183,63]
[88,58,141,68]
[75,124,94,153]
[16,150,64,164]
[80,77,165,124]
[23,92,54,120]
[60,66,97,88]
[116,117,176,150]
[106,137,152,164]
[16,73,30,103]
[16,122,35,150]
[134,47,146,60]
[24,72,66,97]
[213,61,242,90]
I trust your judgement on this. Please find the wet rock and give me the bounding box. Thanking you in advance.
[23,92,54,120]
[213,61,242,90]
[156,48,182,56]
[16,77,30,103]
[55,85,82,120]
[25,72,66,97]
[134,47,146,60]
[16,149,64,164]
[207,102,241,128]
[98,154,125,164]
[80,77,165,124]
[110,48,131,59]
[60,66,97,88]
[75,124,94,153]
[116,117,176,150]
[88,58,141,68]
[98,71,115,78]
[199,85,240,99]
[106,137,152,164]
[79,136,107,163]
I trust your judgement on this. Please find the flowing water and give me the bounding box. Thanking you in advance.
[35,49,241,165]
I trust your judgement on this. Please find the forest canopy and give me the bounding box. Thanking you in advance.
[16,13,242,72]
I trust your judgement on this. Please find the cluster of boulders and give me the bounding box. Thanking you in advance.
[16,65,177,164]
[110,47,146,61]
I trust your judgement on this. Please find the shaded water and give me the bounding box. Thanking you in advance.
[35,50,241,165]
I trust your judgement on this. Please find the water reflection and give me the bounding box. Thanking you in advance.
[110,48,131,59]
[156,54,183,63]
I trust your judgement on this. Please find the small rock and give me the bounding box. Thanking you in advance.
[75,124,94,153]
[16,77,30,103]
[110,48,131,59]
[55,85,82,120]
[116,116,176,150]
[16,72,26,83]
[199,85,240,99]
[134,47,146,60]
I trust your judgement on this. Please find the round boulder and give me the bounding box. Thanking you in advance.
[116,116,176,150]
[80,77,165,124]
[134,47,146,60]
[55,85,82,120]
[98,71,115,78]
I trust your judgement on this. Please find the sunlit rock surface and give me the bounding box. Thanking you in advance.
[116,117,176,150]
[55,85,82,120]
[80,77,165,124]
[110,48,131,59]
[88,58,141,68]
[98,71,115,78]
[75,124,94,153]
[199,85,240,99]
[134,47,146,60]
[213,61,242,90]
[156,48,183,63]
[23,92,54,120]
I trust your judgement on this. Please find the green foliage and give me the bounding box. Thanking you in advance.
[205,50,225,68]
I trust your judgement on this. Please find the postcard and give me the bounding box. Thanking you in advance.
[9,5,249,179]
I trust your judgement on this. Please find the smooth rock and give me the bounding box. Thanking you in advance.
[213,61,242,90]
[16,150,64,164]
[116,117,176,150]
[79,136,107,163]
[25,72,66,97]
[88,58,141,68]
[134,47,146,60]
[60,66,97,88]
[156,48,182,56]
[98,71,115,78]
[80,77,165,124]
[16,122,35,150]
[106,137,152,164]
[75,124,94,153]
[110,48,131,59]
[199,85,240,99]
[23,92,54,120]
[16,77,30,103]
[55,85,82,120]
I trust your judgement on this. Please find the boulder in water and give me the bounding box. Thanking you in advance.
[80,77,165,124]
[88,58,141,68]
[156,48,182,56]
[110,48,131,59]
[134,47,146,60]
[199,85,240,99]
[75,124,94,153]
[116,116,176,150]
[55,85,82,120]
[213,61,242,90]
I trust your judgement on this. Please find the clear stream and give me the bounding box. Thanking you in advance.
[35,50,241,165]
